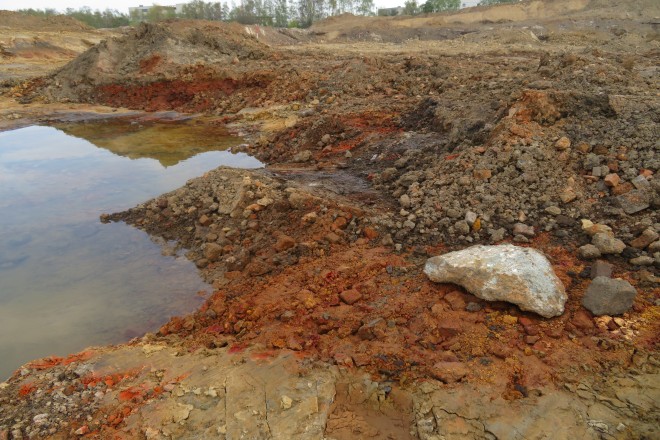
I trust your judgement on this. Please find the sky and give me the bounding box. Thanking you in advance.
[0,0,482,13]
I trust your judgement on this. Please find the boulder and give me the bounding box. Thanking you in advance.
[582,277,637,316]
[424,245,566,318]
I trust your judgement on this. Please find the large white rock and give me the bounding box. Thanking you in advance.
[424,244,566,318]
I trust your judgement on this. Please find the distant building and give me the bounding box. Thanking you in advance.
[128,4,183,19]
[377,7,404,16]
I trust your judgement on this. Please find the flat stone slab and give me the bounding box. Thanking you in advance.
[424,244,567,318]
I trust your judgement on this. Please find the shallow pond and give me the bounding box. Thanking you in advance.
[0,120,261,380]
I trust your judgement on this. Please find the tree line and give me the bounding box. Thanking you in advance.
[17,0,518,29]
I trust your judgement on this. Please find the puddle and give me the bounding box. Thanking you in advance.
[0,122,262,380]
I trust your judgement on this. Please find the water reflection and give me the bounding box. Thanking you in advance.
[55,119,243,167]
[0,123,261,380]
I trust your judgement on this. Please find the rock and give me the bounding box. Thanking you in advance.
[399,194,411,208]
[612,182,634,195]
[631,175,651,191]
[280,395,293,410]
[630,228,659,249]
[583,222,612,236]
[465,211,478,225]
[630,256,654,266]
[431,361,468,383]
[590,260,613,279]
[473,169,492,179]
[555,137,571,150]
[582,277,637,316]
[274,234,296,252]
[592,233,626,255]
[578,244,601,260]
[616,190,650,214]
[604,173,620,187]
[465,302,482,312]
[454,220,470,235]
[513,223,535,237]
[560,188,577,203]
[339,289,362,305]
[545,206,561,216]
[292,150,312,162]
[444,291,466,311]
[199,214,212,227]
[204,243,223,262]
[424,245,567,318]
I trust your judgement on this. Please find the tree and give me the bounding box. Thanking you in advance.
[421,0,459,13]
[146,5,176,22]
[403,0,419,15]
[355,0,374,16]
[274,0,289,27]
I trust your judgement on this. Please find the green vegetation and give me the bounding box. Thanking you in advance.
[17,7,130,28]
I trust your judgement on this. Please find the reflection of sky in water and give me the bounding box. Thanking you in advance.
[0,125,261,380]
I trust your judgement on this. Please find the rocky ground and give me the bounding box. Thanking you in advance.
[0,0,659,438]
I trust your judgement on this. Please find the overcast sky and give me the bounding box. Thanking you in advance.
[0,0,482,13]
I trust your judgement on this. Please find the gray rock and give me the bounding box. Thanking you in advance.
[545,206,562,216]
[489,228,506,243]
[590,260,613,279]
[582,277,637,315]
[513,223,535,237]
[616,190,650,214]
[578,244,601,260]
[631,175,651,191]
[424,244,567,318]
[592,233,626,255]
[454,220,470,235]
[465,211,478,225]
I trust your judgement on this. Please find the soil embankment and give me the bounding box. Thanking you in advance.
[1,1,659,438]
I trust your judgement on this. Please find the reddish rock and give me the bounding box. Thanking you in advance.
[437,320,462,338]
[274,234,296,252]
[325,232,342,243]
[363,227,379,239]
[611,182,633,195]
[572,310,595,330]
[286,337,303,351]
[545,327,563,339]
[524,325,540,336]
[332,216,348,230]
[444,291,466,311]
[525,335,540,344]
[489,343,512,359]
[198,214,212,226]
[431,361,469,383]
[604,173,621,187]
[339,289,362,305]
[518,316,534,327]
[630,228,659,249]
[473,169,492,180]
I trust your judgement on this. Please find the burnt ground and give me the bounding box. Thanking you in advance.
[0,1,659,439]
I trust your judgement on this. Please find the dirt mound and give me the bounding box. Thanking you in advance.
[0,10,90,32]
[26,20,270,107]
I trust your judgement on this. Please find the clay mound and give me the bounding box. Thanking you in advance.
[31,20,270,104]
[0,10,91,32]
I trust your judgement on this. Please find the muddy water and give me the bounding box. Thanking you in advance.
[0,122,261,380]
